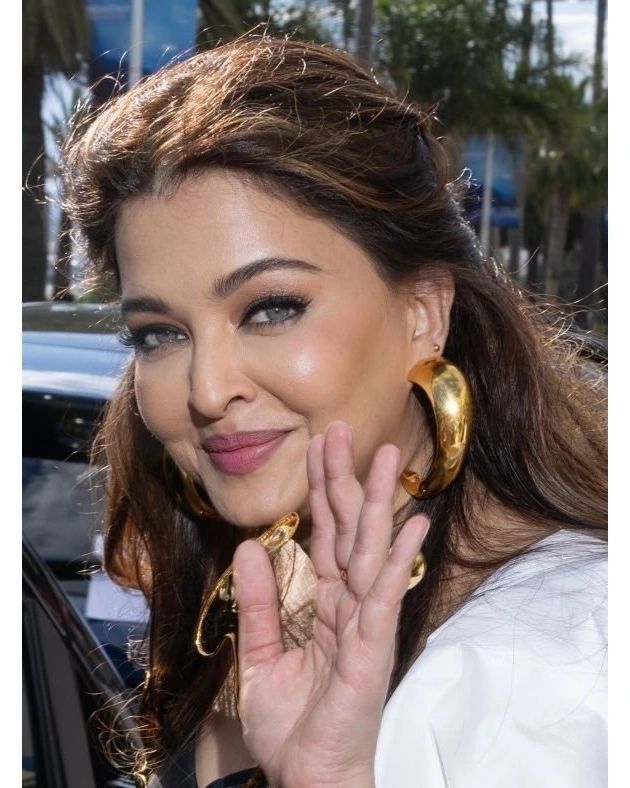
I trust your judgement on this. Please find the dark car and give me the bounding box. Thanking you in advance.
[23,301,128,573]
[23,302,146,786]
[23,535,139,787]
[22,301,150,668]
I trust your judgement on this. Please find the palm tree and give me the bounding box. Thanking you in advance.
[23,0,89,302]
[521,72,605,298]
[197,1,324,50]
[576,0,607,328]
[356,0,375,67]
[376,0,515,135]
[197,0,264,47]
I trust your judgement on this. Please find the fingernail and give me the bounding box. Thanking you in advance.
[347,425,353,446]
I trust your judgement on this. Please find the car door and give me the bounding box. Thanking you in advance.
[23,536,139,787]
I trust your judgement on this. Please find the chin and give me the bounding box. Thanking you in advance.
[217,489,310,531]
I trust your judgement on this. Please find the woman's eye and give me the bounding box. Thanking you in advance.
[119,326,187,354]
[241,295,309,328]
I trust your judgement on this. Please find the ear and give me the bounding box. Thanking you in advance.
[405,272,454,363]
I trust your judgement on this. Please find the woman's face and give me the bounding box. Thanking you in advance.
[116,170,451,528]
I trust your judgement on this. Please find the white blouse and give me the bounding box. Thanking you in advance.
[375,530,607,787]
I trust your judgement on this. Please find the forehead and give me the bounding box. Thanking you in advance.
[114,169,385,290]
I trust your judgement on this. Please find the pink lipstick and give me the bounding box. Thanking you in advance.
[202,430,290,475]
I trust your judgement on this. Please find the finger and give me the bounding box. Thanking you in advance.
[307,433,340,580]
[358,515,430,647]
[321,421,365,570]
[233,539,284,672]
[346,443,399,599]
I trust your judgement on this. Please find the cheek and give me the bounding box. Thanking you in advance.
[246,338,343,428]
[253,308,399,427]
[133,361,189,443]
[283,317,355,380]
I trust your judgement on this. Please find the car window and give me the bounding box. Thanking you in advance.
[22,457,102,569]
[23,388,149,691]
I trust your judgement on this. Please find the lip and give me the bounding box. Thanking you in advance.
[202,430,291,475]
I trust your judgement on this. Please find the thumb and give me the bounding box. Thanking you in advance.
[233,539,285,672]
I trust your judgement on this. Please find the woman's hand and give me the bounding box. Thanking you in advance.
[232,421,430,788]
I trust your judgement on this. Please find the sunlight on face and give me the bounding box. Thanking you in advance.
[115,170,438,528]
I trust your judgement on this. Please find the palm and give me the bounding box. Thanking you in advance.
[232,421,429,787]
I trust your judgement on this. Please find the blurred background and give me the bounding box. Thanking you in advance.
[22,0,607,329]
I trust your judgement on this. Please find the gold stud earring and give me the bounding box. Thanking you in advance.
[400,358,473,499]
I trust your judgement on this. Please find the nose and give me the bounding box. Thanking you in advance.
[187,338,257,420]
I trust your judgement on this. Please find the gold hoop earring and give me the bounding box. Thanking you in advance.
[400,358,473,499]
[162,452,218,519]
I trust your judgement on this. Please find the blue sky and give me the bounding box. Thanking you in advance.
[532,0,606,74]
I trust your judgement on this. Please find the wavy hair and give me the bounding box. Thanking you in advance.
[61,35,607,775]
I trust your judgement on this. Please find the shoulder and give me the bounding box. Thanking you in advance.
[376,530,607,788]
[428,529,607,659]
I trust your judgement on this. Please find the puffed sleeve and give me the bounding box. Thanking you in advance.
[375,536,607,788]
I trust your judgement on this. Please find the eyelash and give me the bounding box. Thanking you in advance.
[119,293,310,354]
[118,324,185,353]
[240,293,310,328]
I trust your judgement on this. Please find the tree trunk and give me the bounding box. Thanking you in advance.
[527,249,542,292]
[545,0,555,71]
[480,131,495,253]
[576,208,600,329]
[510,141,529,278]
[510,2,534,278]
[545,188,570,295]
[575,0,606,328]
[520,0,534,73]
[356,0,374,68]
[51,209,74,300]
[22,61,47,302]
[341,0,352,51]
[593,0,606,102]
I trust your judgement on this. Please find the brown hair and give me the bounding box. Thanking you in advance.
[61,35,607,775]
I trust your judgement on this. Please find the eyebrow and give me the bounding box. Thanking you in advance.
[121,257,322,316]
[211,257,322,299]
[121,295,169,317]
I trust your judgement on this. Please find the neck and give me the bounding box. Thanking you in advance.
[196,713,255,787]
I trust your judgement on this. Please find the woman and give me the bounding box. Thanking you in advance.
[61,36,607,787]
